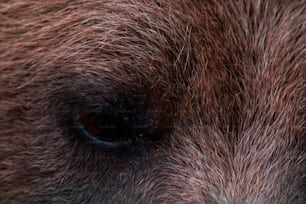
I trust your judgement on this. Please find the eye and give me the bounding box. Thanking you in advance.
[77,104,147,149]
[72,96,170,150]
[78,112,132,148]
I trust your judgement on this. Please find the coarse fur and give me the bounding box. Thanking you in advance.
[0,0,305,203]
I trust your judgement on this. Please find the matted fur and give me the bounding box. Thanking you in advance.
[0,0,305,203]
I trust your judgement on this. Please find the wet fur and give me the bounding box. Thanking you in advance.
[0,0,305,203]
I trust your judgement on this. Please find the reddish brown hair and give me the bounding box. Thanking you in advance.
[0,0,305,203]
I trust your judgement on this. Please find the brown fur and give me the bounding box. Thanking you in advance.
[0,0,305,203]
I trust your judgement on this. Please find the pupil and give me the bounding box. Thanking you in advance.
[82,115,104,136]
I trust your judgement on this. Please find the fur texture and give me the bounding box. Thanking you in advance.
[0,0,305,203]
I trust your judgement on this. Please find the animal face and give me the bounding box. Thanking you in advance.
[0,1,305,203]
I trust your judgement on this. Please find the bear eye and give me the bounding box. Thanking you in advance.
[78,108,135,148]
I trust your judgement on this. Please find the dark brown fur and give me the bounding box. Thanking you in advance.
[0,0,305,203]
